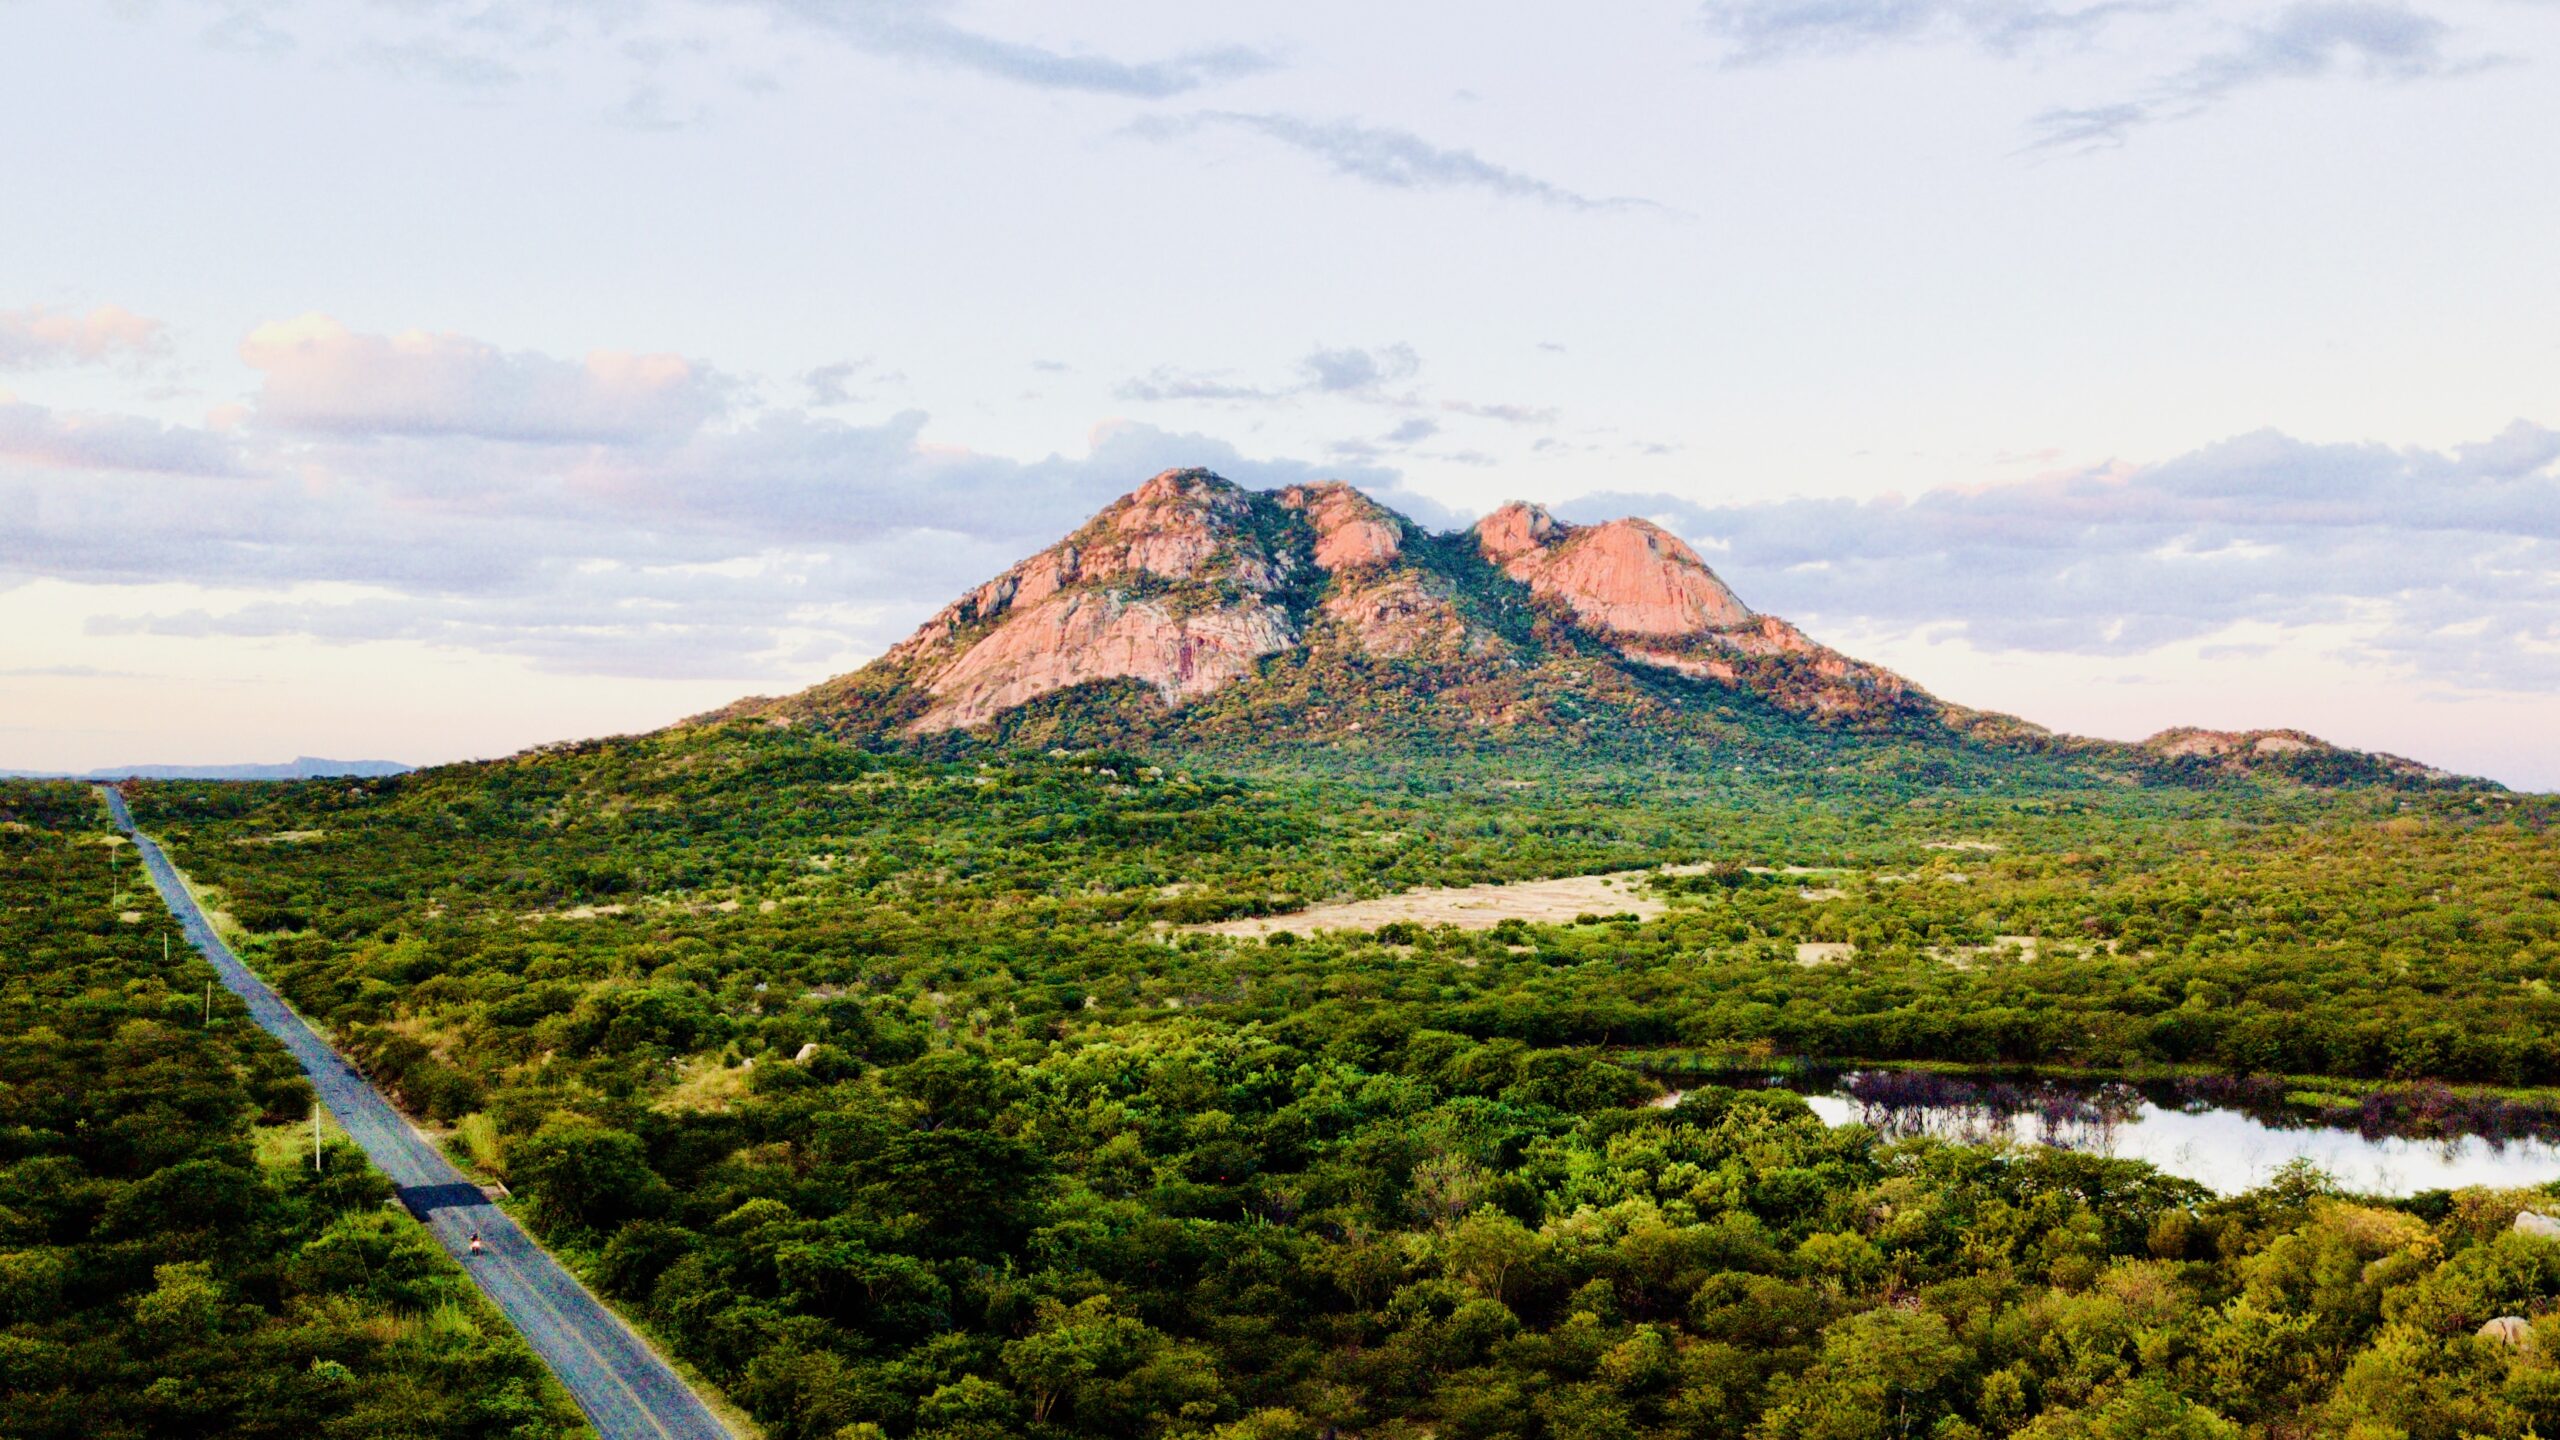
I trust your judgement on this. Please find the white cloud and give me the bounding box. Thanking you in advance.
[0,304,169,370]
[240,314,727,443]
[0,398,238,475]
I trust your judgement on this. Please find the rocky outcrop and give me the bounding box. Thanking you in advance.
[1319,572,1505,661]
[2480,1316,2538,1352]
[2145,728,2322,760]
[1277,481,1404,573]
[2137,726,2456,784]
[918,591,1295,733]
[1474,503,1753,637]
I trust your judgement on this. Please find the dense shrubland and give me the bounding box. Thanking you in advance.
[110,727,2560,1439]
[0,782,586,1439]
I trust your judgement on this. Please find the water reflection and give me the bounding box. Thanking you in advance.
[1749,1070,2560,1196]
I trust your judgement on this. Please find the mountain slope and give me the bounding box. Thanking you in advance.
[715,469,2468,788]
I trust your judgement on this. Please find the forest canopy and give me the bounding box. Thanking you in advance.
[78,725,2560,1439]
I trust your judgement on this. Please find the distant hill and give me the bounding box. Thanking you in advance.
[704,469,2474,790]
[4,756,412,782]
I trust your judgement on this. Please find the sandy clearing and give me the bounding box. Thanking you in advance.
[522,903,628,922]
[1795,941,1856,965]
[1186,868,1679,938]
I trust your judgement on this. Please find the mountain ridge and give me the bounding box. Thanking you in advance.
[707,469,2469,789]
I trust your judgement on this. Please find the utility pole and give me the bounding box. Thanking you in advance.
[203,978,211,1027]
[312,1104,324,1173]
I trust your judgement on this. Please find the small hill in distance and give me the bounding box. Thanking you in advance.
[709,468,2474,791]
[4,756,412,781]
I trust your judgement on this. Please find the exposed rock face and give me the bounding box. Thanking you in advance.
[1319,572,1504,661]
[1277,482,1403,573]
[1475,503,1753,637]
[1272,480,1500,660]
[920,591,1295,732]
[883,469,1309,733]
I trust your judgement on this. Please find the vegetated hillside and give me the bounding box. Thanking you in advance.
[714,469,2470,791]
[0,781,586,1440]
[121,727,2560,1440]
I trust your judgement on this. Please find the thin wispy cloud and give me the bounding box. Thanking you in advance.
[1129,112,1663,212]
[1700,0,2151,62]
[360,36,523,90]
[756,0,1276,97]
[2026,1,2488,149]
[1120,344,1553,433]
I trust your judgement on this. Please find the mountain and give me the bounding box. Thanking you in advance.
[3,757,412,781]
[712,469,2467,787]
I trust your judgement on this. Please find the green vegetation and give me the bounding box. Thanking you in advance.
[0,781,587,1440]
[98,725,2560,1438]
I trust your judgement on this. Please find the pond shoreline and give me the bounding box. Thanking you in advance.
[1628,1040,2560,1142]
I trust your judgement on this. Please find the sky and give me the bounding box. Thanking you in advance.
[3,0,2556,787]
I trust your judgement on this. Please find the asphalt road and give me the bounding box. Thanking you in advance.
[104,786,732,1440]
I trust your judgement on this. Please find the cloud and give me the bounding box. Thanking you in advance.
[2026,2,2485,149]
[1569,421,2560,689]
[1700,0,2148,62]
[1120,343,1551,428]
[240,314,726,443]
[1441,399,1559,425]
[1128,112,1661,212]
[803,361,865,406]
[360,36,522,89]
[0,304,168,370]
[199,5,295,56]
[1301,343,1420,394]
[0,399,239,475]
[754,0,1275,97]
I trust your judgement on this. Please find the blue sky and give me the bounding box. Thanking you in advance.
[3,0,2556,786]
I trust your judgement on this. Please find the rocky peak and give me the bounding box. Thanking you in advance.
[875,468,1303,733]
[1276,481,1405,573]
[1474,505,1753,637]
[1076,467,1269,585]
[1475,501,1563,564]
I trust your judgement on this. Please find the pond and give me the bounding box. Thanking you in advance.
[1666,1069,2560,1196]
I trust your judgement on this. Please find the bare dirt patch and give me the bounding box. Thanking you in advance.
[521,903,629,922]
[1187,869,1672,938]
[1794,941,1856,966]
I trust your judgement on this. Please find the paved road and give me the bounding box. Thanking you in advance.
[104,786,731,1440]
